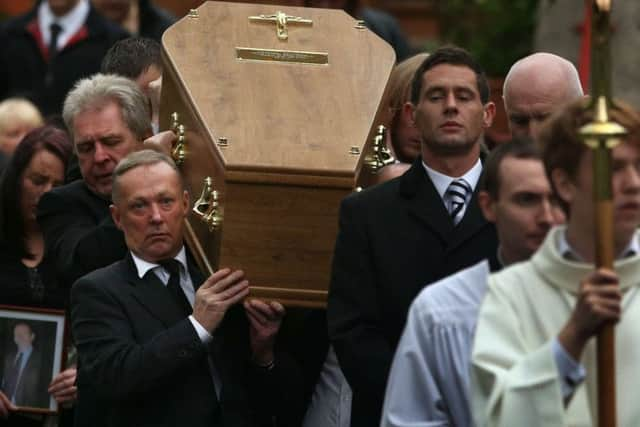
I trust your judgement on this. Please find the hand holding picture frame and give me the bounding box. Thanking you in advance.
[0,305,66,414]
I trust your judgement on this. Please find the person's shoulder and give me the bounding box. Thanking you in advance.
[343,175,402,206]
[342,160,424,211]
[43,179,88,202]
[412,260,491,323]
[74,257,128,289]
[486,259,538,300]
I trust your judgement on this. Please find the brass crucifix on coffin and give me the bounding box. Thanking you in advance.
[249,11,312,40]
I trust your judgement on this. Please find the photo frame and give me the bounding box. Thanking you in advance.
[0,305,66,414]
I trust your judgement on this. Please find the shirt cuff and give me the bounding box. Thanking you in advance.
[188,315,213,344]
[552,337,586,399]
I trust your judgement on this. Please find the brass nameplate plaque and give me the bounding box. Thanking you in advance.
[236,47,328,65]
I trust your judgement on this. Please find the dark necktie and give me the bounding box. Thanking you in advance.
[159,260,222,400]
[49,23,63,60]
[159,259,192,316]
[445,178,472,226]
[4,352,23,400]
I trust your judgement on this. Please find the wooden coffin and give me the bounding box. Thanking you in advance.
[159,1,396,307]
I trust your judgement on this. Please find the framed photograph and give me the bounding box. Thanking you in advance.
[0,305,66,414]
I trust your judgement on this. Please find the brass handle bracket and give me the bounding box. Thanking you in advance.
[366,125,395,174]
[192,177,223,231]
[170,112,187,165]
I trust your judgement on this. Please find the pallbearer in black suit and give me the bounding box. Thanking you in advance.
[71,150,302,427]
[327,46,499,427]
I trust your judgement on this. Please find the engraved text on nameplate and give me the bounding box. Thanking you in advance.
[236,47,329,65]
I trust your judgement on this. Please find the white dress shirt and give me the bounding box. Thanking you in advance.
[130,246,212,343]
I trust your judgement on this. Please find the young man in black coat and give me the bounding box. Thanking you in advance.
[327,46,499,427]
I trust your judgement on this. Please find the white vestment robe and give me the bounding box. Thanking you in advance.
[471,226,640,427]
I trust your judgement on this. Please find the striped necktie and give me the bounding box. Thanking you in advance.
[445,178,472,225]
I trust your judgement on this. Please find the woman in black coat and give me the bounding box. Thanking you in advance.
[0,125,73,425]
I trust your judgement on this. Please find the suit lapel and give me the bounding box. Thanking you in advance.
[400,156,494,251]
[124,254,185,328]
[400,159,454,242]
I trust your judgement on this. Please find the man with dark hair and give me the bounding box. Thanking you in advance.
[101,36,162,131]
[327,46,498,426]
[381,139,564,426]
[101,36,161,80]
[472,99,640,426]
[409,45,490,107]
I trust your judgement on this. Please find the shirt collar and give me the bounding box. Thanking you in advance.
[557,230,640,261]
[131,246,188,279]
[422,158,482,200]
[38,0,89,50]
[17,346,33,359]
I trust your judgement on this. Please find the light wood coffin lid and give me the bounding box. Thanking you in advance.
[161,1,396,185]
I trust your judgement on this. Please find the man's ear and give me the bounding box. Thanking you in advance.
[483,102,496,129]
[550,168,574,207]
[477,190,497,223]
[110,204,123,230]
[181,190,189,216]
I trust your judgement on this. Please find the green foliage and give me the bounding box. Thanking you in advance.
[436,0,539,76]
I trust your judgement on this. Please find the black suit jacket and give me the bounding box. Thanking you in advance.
[327,158,498,427]
[71,253,302,427]
[37,180,127,289]
[138,0,176,41]
[2,348,49,409]
[0,5,127,116]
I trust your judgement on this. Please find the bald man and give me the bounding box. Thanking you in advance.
[503,52,583,138]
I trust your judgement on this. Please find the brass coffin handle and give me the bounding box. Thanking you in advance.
[170,112,187,165]
[366,125,395,174]
[192,177,223,231]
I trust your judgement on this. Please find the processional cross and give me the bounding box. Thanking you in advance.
[578,1,626,426]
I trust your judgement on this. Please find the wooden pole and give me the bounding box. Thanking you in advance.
[579,2,626,426]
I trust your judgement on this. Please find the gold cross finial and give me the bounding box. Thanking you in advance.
[249,11,313,40]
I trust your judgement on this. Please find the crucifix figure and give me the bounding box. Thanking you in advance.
[249,11,313,40]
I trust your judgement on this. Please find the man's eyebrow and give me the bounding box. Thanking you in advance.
[98,133,122,141]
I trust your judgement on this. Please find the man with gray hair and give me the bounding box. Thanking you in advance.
[36,73,153,425]
[38,73,152,288]
[503,52,583,139]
